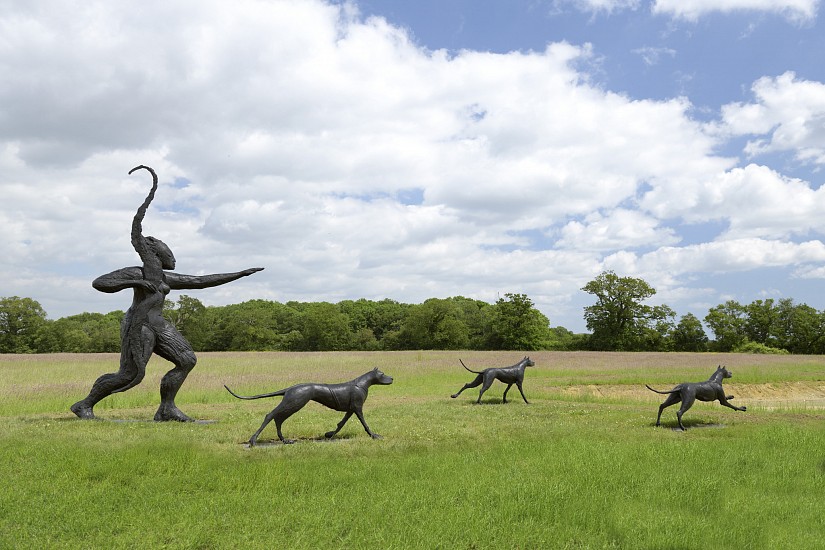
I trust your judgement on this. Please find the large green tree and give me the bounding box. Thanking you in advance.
[489,293,552,350]
[206,300,301,351]
[45,311,123,353]
[765,298,823,354]
[393,298,471,350]
[581,271,659,351]
[672,312,709,352]
[298,302,354,351]
[704,300,747,351]
[337,298,410,350]
[744,299,778,346]
[0,296,49,353]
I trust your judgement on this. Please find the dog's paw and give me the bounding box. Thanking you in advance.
[741,406,747,412]
[371,434,383,440]
[324,431,336,439]
[450,394,458,398]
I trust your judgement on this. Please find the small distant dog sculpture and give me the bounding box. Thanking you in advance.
[451,356,535,404]
[225,368,393,445]
[646,365,747,430]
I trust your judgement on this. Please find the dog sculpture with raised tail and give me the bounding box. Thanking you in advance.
[225,368,393,445]
[646,365,747,430]
[451,356,535,404]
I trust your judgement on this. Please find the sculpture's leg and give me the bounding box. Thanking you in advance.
[154,351,196,421]
[325,411,353,439]
[516,381,529,404]
[249,411,276,446]
[676,395,695,431]
[354,409,381,439]
[477,373,495,404]
[654,393,680,427]
[451,374,483,398]
[502,383,512,403]
[71,326,153,419]
[153,327,197,422]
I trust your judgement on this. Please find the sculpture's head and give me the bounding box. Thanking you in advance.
[146,236,176,270]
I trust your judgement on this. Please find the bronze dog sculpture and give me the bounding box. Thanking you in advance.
[451,356,534,404]
[225,368,393,445]
[646,365,747,430]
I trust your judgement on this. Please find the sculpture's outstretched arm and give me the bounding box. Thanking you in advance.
[165,267,264,290]
[92,267,151,293]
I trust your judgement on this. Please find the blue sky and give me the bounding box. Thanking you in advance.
[1,0,825,334]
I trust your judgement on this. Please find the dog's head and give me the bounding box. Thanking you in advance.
[372,368,394,385]
[523,356,535,367]
[717,365,732,379]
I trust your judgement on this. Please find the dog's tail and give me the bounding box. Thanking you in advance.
[224,385,289,400]
[459,359,483,374]
[645,384,678,395]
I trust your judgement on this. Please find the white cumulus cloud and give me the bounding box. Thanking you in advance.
[653,0,820,22]
[0,0,824,331]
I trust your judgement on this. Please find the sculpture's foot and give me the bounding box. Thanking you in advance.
[70,401,96,420]
[154,405,193,422]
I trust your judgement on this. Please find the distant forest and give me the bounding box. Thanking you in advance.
[3,272,825,355]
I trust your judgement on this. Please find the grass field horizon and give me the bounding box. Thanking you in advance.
[2,351,824,548]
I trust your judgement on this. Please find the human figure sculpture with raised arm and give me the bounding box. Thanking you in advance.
[71,165,263,422]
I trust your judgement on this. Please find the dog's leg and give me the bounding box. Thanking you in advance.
[477,373,496,404]
[655,393,681,427]
[248,410,277,446]
[717,396,747,412]
[268,396,309,444]
[354,408,382,439]
[676,394,696,431]
[502,383,512,403]
[325,411,353,439]
[516,381,529,404]
[452,374,483,399]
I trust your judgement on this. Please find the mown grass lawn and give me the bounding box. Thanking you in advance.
[1,351,824,548]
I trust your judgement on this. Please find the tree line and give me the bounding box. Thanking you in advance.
[0,293,568,353]
[2,271,823,354]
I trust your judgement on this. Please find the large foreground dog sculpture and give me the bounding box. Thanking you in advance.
[451,356,535,404]
[225,368,393,445]
[646,365,747,430]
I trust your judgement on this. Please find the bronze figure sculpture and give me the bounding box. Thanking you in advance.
[71,165,263,422]
[451,356,535,404]
[646,365,747,430]
[225,368,394,445]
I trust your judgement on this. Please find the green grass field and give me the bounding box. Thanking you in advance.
[1,351,824,549]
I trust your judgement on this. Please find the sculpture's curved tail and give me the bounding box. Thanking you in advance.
[224,384,289,400]
[459,359,482,374]
[645,384,677,395]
